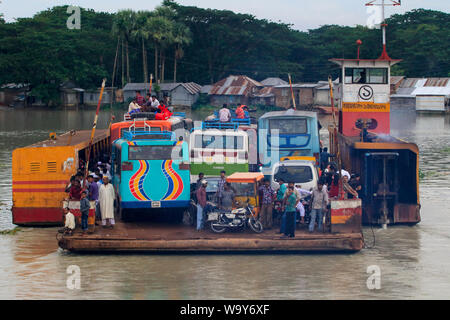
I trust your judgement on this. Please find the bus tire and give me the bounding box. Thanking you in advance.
[182,210,193,226]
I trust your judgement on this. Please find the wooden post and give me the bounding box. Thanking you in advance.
[288,74,297,110]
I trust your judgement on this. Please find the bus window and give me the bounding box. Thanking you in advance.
[128,145,183,161]
[269,119,307,134]
[224,135,244,150]
[195,134,223,149]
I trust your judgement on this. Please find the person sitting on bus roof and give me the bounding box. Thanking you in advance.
[128,99,141,113]
[135,91,145,105]
[235,105,245,119]
[219,104,231,122]
[155,102,172,120]
[243,105,250,118]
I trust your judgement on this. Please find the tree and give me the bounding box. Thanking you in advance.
[172,22,192,82]
[112,10,136,86]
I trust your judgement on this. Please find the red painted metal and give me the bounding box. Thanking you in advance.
[12,207,63,225]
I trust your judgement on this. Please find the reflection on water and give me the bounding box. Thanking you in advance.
[1,108,450,299]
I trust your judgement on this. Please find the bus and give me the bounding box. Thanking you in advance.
[189,127,249,180]
[111,130,191,220]
[257,110,321,176]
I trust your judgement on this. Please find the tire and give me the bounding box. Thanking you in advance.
[249,218,263,233]
[210,221,227,233]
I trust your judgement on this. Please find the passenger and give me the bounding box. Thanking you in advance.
[62,207,75,235]
[220,183,235,211]
[349,174,362,199]
[284,182,301,202]
[218,104,232,122]
[155,102,172,120]
[143,94,158,112]
[80,190,90,234]
[276,178,287,201]
[243,105,250,118]
[196,173,205,191]
[216,170,227,203]
[99,176,115,228]
[87,175,100,225]
[69,179,82,200]
[328,172,340,199]
[319,147,334,171]
[296,197,306,224]
[135,91,145,105]
[342,175,358,199]
[309,182,329,233]
[258,178,276,230]
[235,105,245,119]
[196,180,208,231]
[128,99,141,113]
[282,186,299,238]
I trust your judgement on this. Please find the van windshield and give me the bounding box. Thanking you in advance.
[274,165,313,183]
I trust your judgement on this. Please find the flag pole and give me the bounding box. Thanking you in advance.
[288,73,297,110]
[85,78,106,180]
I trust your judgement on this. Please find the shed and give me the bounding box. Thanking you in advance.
[122,82,201,107]
[84,87,116,106]
[209,75,263,107]
[413,87,450,113]
[260,77,288,87]
[60,81,84,107]
[272,83,319,109]
[0,83,30,107]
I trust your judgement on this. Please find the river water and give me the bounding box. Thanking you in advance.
[0,107,449,299]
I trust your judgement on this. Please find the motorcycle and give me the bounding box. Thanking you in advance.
[207,202,263,234]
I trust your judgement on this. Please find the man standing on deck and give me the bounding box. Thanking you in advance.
[80,190,90,234]
[87,175,100,224]
[258,179,276,230]
[196,180,208,231]
[309,182,329,233]
[99,176,116,228]
[216,171,227,204]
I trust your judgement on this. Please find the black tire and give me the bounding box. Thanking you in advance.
[210,221,227,233]
[182,210,194,226]
[249,217,263,233]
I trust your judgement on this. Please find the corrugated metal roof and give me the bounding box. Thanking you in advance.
[275,83,319,89]
[200,85,213,94]
[261,77,288,86]
[123,82,201,95]
[0,83,29,89]
[252,87,275,98]
[424,78,450,87]
[210,75,262,96]
[390,76,404,85]
[412,87,450,97]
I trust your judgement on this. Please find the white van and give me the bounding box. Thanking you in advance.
[271,160,319,192]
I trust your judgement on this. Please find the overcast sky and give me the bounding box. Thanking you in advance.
[1,0,449,30]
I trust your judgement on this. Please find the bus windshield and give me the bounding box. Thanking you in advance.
[274,165,313,183]
[128,145,183,160]
[269,119,307,134]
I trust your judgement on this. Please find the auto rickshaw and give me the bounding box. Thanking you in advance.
[207,172,264,233]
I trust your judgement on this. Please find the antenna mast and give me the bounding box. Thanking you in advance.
[365,0,401,60]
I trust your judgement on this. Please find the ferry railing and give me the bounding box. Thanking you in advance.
[202,121,239,130]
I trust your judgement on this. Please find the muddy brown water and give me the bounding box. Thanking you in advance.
[0,107,449,299]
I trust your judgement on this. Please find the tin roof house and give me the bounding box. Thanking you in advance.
[122,82,201,107]
[208,75,263,107]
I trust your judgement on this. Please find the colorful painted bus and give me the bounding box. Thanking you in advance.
[111,131,190,220]
[189,128,249,180]
[257,110,321,176]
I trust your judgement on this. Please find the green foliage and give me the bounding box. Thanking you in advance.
[0,4,448,104]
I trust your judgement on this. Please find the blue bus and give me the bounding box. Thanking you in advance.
[111,131,191,220]
[257,110,320,175]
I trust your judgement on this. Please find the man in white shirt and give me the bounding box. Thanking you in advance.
[219,104,231,122]
[63,207,75,235]
[150,95,159,109]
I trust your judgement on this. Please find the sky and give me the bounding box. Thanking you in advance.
[1,0,449,31]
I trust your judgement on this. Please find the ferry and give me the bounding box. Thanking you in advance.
[12,129,110,225]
